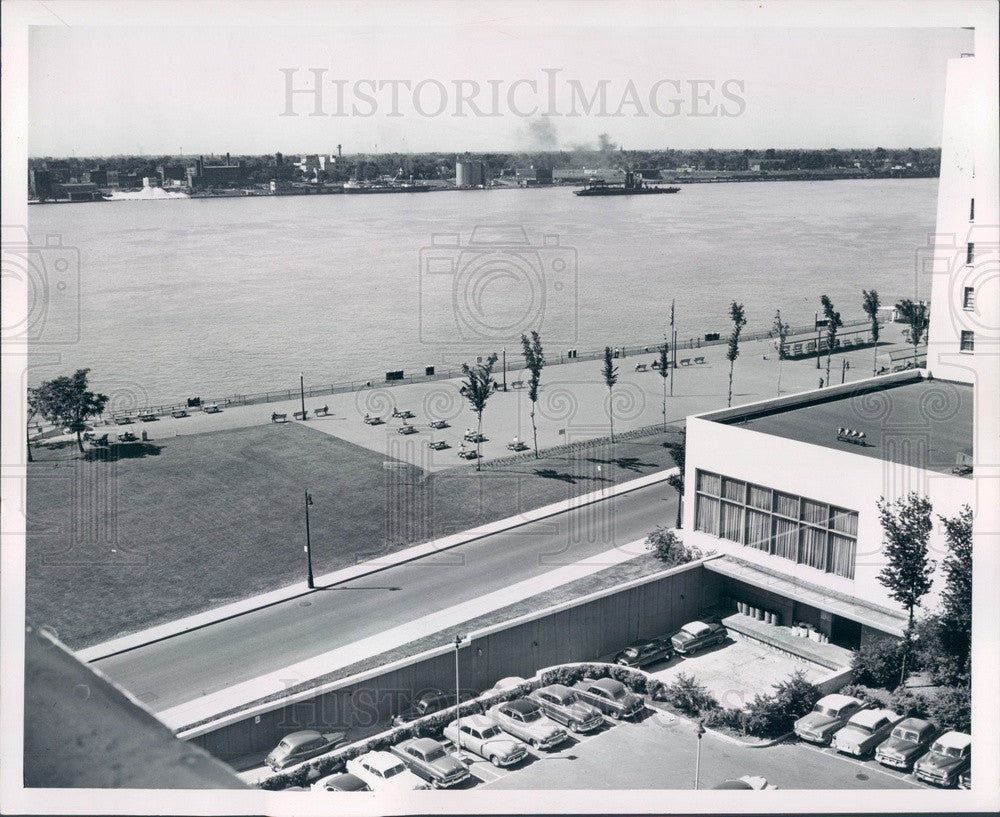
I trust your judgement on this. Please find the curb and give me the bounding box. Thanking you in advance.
[78,467,677,663]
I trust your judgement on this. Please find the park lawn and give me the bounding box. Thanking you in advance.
[26,424,681,649]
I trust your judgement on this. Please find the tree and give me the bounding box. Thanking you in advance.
[29,369,108,454]
[520,331,545,458]
[862,289,881,376]
[26,387,42,463]
[938,505,972,665]
[772,309,790,396]
[460,353,499,470]
[645,527,703,565]
[726,301,747,407]
[895,299,929,366]
[819,295,843,388]
[601,347,619,442]
[663,429,685,528]
[657,342,670,431]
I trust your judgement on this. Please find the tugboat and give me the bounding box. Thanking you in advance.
[574,171,679,196]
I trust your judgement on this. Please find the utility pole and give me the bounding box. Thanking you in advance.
[502,349,507,391]
[304,491,315,589]
[300,372,307,419]
[670,299,677,395]
[453,634,465,758]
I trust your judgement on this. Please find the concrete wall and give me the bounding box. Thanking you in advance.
[190,562,721,764]
[682,414,973,617]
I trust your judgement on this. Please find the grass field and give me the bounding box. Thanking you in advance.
[26,423,681,648]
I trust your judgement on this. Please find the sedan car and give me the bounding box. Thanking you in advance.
[346,751,431,792]
[670,621,727,655]
[793,694,866,745]
[265,729,349,771]
[913,731,972,787]
[874,717,939,770]
[832,708,901,758]
[443,714,527,767]
[614,636,673,668]
[571,677,644,720]
[486,699,567,750]
[391,690,452,726]
[711,775,778,790]
[528,684,604,733]
[311,772,371,792]
[391,737,470,788]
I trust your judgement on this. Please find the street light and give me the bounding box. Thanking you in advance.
[693,718,705,790]
[453,634,465,759]
[303,490,315,589]
[299,372,307,419]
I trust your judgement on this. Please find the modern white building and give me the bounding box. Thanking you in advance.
[681,54,996,648]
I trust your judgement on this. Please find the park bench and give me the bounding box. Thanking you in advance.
[203,404,221,414]
[292,410,307,420]
[836,427,867,446]
[634,363,648,372]
[114,416,133,425]
[171,409,189,419]
[314,405,329,416]
[271,412,288,423]
[694,356,705,365]
[363,414,384,425]
[510,380,525,389]
[680,358,692,366]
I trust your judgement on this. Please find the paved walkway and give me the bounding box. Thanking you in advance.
[60,329,916,473]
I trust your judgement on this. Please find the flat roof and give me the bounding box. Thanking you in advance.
[710,376,973,476]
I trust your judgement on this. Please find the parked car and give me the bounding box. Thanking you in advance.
[391,689,454,726]
[528,684,604,733]
[492,676,527,691]
[874,717,939,770]
[443,714,527,767]
[346,751,431,792]
[614,636,673,668]
[793,693,866,745]
[913,731,972,787]
[958,769,970,790]
[670,621,727,655]
[265,729,349,771]
[311,772,371,792]
[832,708,902,758]
[571,677,644,720]
[711,775,778,790]
[486,699,567,750]
[391,737,470,789]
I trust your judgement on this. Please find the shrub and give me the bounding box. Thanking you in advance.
[771,670,820,720]
[887,687,931,719]
[837,683,885,706]
[925,686,971,734]
[259,773,290,790]
[661,673,718,717]
[645,527,704,566]
[738,671,821,739]
[851,638,906,690]
[288,765,311,787]
[541,665,587,687]
[703,706,744,732]
[609,664,647,693]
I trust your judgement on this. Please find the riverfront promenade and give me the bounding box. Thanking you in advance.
[77,327,914,471]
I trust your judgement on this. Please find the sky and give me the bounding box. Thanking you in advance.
[29,24,973,156]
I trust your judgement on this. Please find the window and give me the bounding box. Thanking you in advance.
[960,331,974,352]
[966,242,974,264]
[969,198,975,221]
[963,287,975,310]
[693,469,858,579]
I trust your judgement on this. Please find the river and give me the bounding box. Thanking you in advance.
[27,178,937,405]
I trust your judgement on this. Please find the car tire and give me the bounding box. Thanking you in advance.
[490,755,502,768]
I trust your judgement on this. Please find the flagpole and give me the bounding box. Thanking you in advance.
[670,299,676,397]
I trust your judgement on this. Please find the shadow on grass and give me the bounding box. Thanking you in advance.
[83,443,164,461]
[533,468,606,485]
[586,456,658,472]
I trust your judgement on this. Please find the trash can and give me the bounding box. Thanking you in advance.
[425,366,435,377]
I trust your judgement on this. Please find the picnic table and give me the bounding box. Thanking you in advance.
[397,424,418,435]
[114,416,134,425]
[171,409,189,419]
[427,440,449,450]
[392,408,416,419]
[203,403,221,414]
[457,447,480,460]
[117,431,138,443]
[464,429,486,443]
[428,419,449,429]
[137,411,157,422]
[363,414,385,425]
[506,438,529,452]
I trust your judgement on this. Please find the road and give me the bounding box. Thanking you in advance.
[94,482,675,713]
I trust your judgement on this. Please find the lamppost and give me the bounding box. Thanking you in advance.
[693,719,705,790]
[502,349,507,392]
[299,372,307,419]
[453,634,465,758]
[303,491,315,589]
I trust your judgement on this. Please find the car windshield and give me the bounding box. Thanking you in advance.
[942,746,965,758]
[681,627,697,637]
[480,726,501,738]
[814,705,839,717]
[424,747,445,761]
[852,723,876,735]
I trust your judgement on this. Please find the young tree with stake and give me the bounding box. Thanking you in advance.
[861,289,881,376]
[819,295,843,388]
[726,302,746,408]
[601,346,619,442]
[520,331,545,458]
[895,298,929,367]
[658,341,670,431]
[772,309,790,396]
[664,429,686,528]
[30,369,109,454]
[460,353,498,470]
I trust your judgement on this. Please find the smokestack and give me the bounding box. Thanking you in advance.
[226,152,231,165]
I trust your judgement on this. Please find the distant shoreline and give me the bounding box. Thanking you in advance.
[27,171,937,204]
